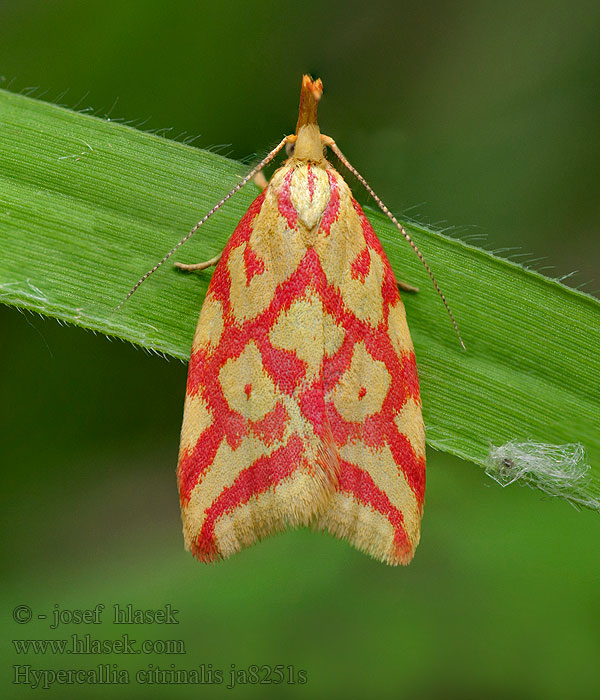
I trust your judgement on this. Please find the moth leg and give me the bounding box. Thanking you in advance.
[175,252,222,273]
[397,280,419,293]
[253,171,268,191]
[174,174,265,275]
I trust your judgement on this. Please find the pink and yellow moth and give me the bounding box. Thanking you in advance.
[124,76,463,565]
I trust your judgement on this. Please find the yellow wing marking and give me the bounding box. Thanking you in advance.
[191,294,224,355]
[218,341,278,420]
[182,433,277,549]
[394,397,425,462]
[179,394,213,456]
[326,340,391,422]
[323,308,345,357]
[227,196,307,323]
[269,295,345,385]
[212,471,331,559]
[339,440,420,547]
[387,298,414,356]
[316,178,385,326]
[314,490,397,563]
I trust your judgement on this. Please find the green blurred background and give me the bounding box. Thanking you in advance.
[2,1,599,698]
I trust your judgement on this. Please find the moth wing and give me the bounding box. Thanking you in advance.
[313,177,425,565]
[177,185,339,562]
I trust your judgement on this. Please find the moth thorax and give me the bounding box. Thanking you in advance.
[290,165,331,232]
[294,124,324,163]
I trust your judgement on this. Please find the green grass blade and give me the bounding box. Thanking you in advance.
[1,88,599,509]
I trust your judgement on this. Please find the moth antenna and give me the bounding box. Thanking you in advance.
[323,135,466,350]
[116,134,294,309]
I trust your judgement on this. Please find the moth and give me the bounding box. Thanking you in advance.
[123,76,462,565]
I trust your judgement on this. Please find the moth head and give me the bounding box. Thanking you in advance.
[292,75,325,163]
